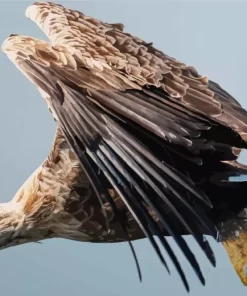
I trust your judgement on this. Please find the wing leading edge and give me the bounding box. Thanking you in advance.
[3,1,247,290]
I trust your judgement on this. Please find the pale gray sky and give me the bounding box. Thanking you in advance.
[1,1,247,296]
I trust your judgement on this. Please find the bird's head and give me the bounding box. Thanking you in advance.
[0,201,32,250]
[0,200,54,250]
[0,169,56,251]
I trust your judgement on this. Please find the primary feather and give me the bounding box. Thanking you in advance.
[2,1,247,290]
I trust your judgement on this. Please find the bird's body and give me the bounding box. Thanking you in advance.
[4,128,146,248]
[2,1,247,290]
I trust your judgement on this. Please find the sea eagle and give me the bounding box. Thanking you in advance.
[1,1,247,291]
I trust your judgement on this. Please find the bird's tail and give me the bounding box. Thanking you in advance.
[204,162,247,286]
[223,232,247,285]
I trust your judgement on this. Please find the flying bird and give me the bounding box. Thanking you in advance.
[2,1,247,290]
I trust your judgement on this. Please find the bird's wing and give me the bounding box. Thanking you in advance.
[3,1,247,290]
[20,48,217,291]
[25,2,247,149]
[45,127,148,242]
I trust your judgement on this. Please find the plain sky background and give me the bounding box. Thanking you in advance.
[1,1,247,295]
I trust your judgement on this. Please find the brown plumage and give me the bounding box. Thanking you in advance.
[2,1,247,291]
[11,127,144,244]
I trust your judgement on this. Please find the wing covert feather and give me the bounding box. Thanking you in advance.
[3,1,247,290]
[25,1,247,144]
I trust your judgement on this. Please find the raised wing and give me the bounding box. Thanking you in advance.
[25,2,247,146]
[17,45,218,291]
[3,1,247,291]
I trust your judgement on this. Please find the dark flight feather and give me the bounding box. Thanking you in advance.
[4,1,247,288]
[24,55,223,288]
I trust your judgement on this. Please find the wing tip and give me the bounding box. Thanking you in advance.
[25,3,37,21]
[25,2,52,22]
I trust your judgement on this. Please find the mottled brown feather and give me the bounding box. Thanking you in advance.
[1,1,247,288]
[25,1,247,144]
